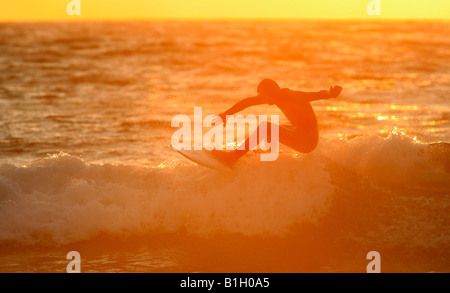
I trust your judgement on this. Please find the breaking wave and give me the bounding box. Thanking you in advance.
[0,133,448,248]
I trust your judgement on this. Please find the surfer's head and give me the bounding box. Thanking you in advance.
[257,79,281,103]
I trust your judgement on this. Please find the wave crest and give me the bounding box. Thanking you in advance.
[0,133,448,247]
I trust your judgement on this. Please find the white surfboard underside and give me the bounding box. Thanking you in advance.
[175,148,233,172]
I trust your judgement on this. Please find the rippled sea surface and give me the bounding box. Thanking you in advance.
[0,21,449,272]
[0,21,449,164]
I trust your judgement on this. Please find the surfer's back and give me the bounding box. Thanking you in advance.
[275,88,319,136]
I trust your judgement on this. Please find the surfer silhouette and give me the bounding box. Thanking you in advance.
[212,79,343,166]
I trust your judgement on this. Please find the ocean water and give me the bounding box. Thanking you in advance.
[0,21,449,272]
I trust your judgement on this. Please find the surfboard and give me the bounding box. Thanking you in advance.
[172,146,233,172]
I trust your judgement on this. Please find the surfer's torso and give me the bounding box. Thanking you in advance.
[274,88,319,141]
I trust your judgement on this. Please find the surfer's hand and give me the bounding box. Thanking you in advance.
[213,113,227,125]
[328,86,343,99]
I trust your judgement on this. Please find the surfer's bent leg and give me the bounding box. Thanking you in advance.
[278,125,318,154]
[213,122,278,165]
[213,123,318,165]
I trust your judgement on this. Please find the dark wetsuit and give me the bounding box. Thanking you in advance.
[274,88,319,153]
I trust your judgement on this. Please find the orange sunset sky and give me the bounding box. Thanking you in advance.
[0,0,449,21]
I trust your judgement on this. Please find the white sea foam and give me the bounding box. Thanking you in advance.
[0,134,448,247]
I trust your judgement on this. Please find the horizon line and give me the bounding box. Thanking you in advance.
[1,17,449,23]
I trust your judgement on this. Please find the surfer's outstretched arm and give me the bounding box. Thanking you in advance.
[215,95,262,124]
[293,85,343,102]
